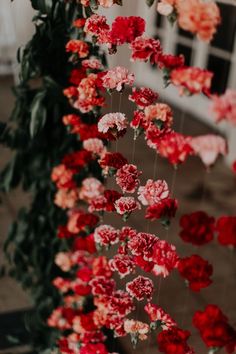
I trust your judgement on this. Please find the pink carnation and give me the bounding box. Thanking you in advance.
[54,188,79,209]
[115,197,141,216]
[171,66,213,96]
[124,319,149,340]
[177,0,221,42]
[94,225,119,246]
[84,14,109,37]
[101,66,135,92]
[98,0,115,7]
[144,303,177,329]
[210,89,236,125]
[79,177,105,203]
[116,164,141,193]
[82,58,103,70]
[152,240,179,277]
[109,255,135,278]
[138,179,170,206]
[98,113,128,134]
[157,0,175,16]
[144,103,173,127]
[55,252,72,272]
[83,138,106,156]
[190,134,227,167]
[126,275,154,301]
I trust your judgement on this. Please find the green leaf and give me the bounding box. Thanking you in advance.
[146,0,155,6]
[30,92,47,138]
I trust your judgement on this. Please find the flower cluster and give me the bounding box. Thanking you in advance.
[193,305,236,352]
[156,0,221,42]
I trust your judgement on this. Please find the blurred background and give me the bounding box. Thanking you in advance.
[0,1,236,353]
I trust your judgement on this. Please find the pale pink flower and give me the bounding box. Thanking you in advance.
[138,179,170,206]
[177,0,221,42]
[124,319,149,340]
[98,0,114,7]
[101,66,135,92]
[157,0,175,16]
[94,225,119,246]
[98,113,128,134]
[190,134,227,167]
[83,138,106,156]
[210,89,236,125]
[144,103,173,127]
[115,197,141,215]
[116,164,141,193]
[79,177,104,203]
[54,188,79,209]
[55,252,72,272]
[82,58,103,70]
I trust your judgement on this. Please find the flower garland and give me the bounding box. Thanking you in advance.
[47,1,236,353]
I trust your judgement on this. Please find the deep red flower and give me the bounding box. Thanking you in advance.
[80,312,98,332]
[145,198,178,221]
[178,255,213,292]
[99,152,128,172]
[193,305,236,351]
[69,68,87,85]
[110,16,145,45]
[80,343,108,354]
[57,225,74,239]
[216,216,236,247]
[130,36,162,64]
[73,234,96,254]
[62,150,92,169]
[159,54,185,70]
[157,327,193,354]
[232,160,236,175]
[129,87,159,108]
[76,267,93,282]
[179,211,215,245]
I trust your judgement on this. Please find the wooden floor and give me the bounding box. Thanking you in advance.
[1,77,236,353]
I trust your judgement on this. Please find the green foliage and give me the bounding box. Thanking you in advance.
[0,0,88,350]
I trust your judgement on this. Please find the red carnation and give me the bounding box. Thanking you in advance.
[216,216,236,247]
[90,276,115,296]
[193,305,236,351]
[57,225,74,239]
[65,39,89,58]
[157,327,193,354]
[129,87,158,108]
[69,68,86,85]
[126,275,154,301]
[157,131,193,165]
[99,152,128,174]
[80,343,108,354]
[110,16,145,45]
[159,54,185,70]
[179,211,215,246]
[232,160,236,175]
[116,164,141,194]
[73,234,96,254]
[178,255,213,292]
[62,150,92,169]
[145,198,178,222]
[130,36,162,64]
